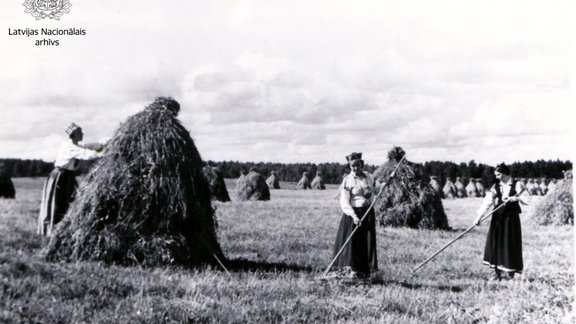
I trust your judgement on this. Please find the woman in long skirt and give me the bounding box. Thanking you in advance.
[474,163,527,280]
[38,123,104,236]
[332,152,378,278]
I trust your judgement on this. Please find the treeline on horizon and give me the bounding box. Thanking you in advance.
[1,158,572,188]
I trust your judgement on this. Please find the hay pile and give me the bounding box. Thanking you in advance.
[372,147,449,230]
[266,171,280,189]
[296,172,311,190]
[202,165,231,202]
[454,177,467,198]
[442,179,457,199]
[237,170,270,201]
[44,97,223,267]
[0,163,15,199]
[310,172,325,190]
[465,179,479,197]
[474,178,486,197]
[530,170,573,225]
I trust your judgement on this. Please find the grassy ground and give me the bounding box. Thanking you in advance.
[0,178,573,323]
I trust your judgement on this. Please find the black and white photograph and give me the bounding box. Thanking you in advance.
[0,0,573,322]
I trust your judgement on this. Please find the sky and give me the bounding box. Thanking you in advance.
[0,0,574,166]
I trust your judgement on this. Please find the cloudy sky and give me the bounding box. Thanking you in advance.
[0,0,573,166]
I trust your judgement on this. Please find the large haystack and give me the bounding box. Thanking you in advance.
[310,172,326,190]
[372,147,449,230]
[44,97,223,267]
[0,163,15,199]
[237,170,270,201]
[202,165,231,202]
[266,171,280,189]
[296,172,311,190]
[530,170,573,225]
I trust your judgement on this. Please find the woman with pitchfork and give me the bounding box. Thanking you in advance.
[331,152,378,279]
[474,163,527,281]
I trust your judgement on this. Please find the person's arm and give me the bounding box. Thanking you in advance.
[70,143,105,160]
[504,181,528,205]
[474,187,496,225]
[339,178,359,224]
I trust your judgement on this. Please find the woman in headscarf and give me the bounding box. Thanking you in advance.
[474,163,527,280]
[331,152,378,279]
[37,123,105,236]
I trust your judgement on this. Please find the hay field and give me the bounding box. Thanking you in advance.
[1,178,573,323]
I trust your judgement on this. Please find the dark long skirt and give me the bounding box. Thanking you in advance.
[37,168,77,236]
[483,212,523,273]
[332,206,378,274]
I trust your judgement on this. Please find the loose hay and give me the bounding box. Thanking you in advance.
[44,97,223,267]
[530,170,573,225]
[237,170,270,201]
[372,147,449,230]
[202,165,231,202]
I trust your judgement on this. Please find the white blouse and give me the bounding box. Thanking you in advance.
[54,141,103,171]
[339,171,376,217]
[476,179,527,216]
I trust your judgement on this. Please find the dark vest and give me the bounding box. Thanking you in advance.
[494,179,521,215]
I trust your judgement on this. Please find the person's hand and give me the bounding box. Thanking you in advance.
[474,211,483,225]
[504,196,518,203]
[352,215,360,225]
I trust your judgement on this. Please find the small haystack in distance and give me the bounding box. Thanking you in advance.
[373,147,449,230]
[311,171,326,190]
[475,178,486,197]
[454,177,467,198]
[44,97,223,267]
[237,169,270,201]
[443,178,457,199]
[465,179,480,197]
[527,179,543,196]
[266,171,280,189]
[530,170,573,225]
[429,176,443,198]
[296,171,311,190]
[539,178,548,195]
[202,165,231,202]
[0,163,15,199]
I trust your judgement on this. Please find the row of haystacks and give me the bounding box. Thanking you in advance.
[0,163,15,199]
[373,147,450,230]
[44,98,223,267]
[438,177,485,199]
[530,170,573,225]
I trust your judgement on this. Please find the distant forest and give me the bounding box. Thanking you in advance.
[2,158,570,189]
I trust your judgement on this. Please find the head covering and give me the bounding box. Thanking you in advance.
[346,152,362,162]
[495,163,511,175]
[64,122,81,135]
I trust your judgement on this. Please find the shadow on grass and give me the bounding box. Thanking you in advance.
[225,258,315,273]
[396,280,465,292]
